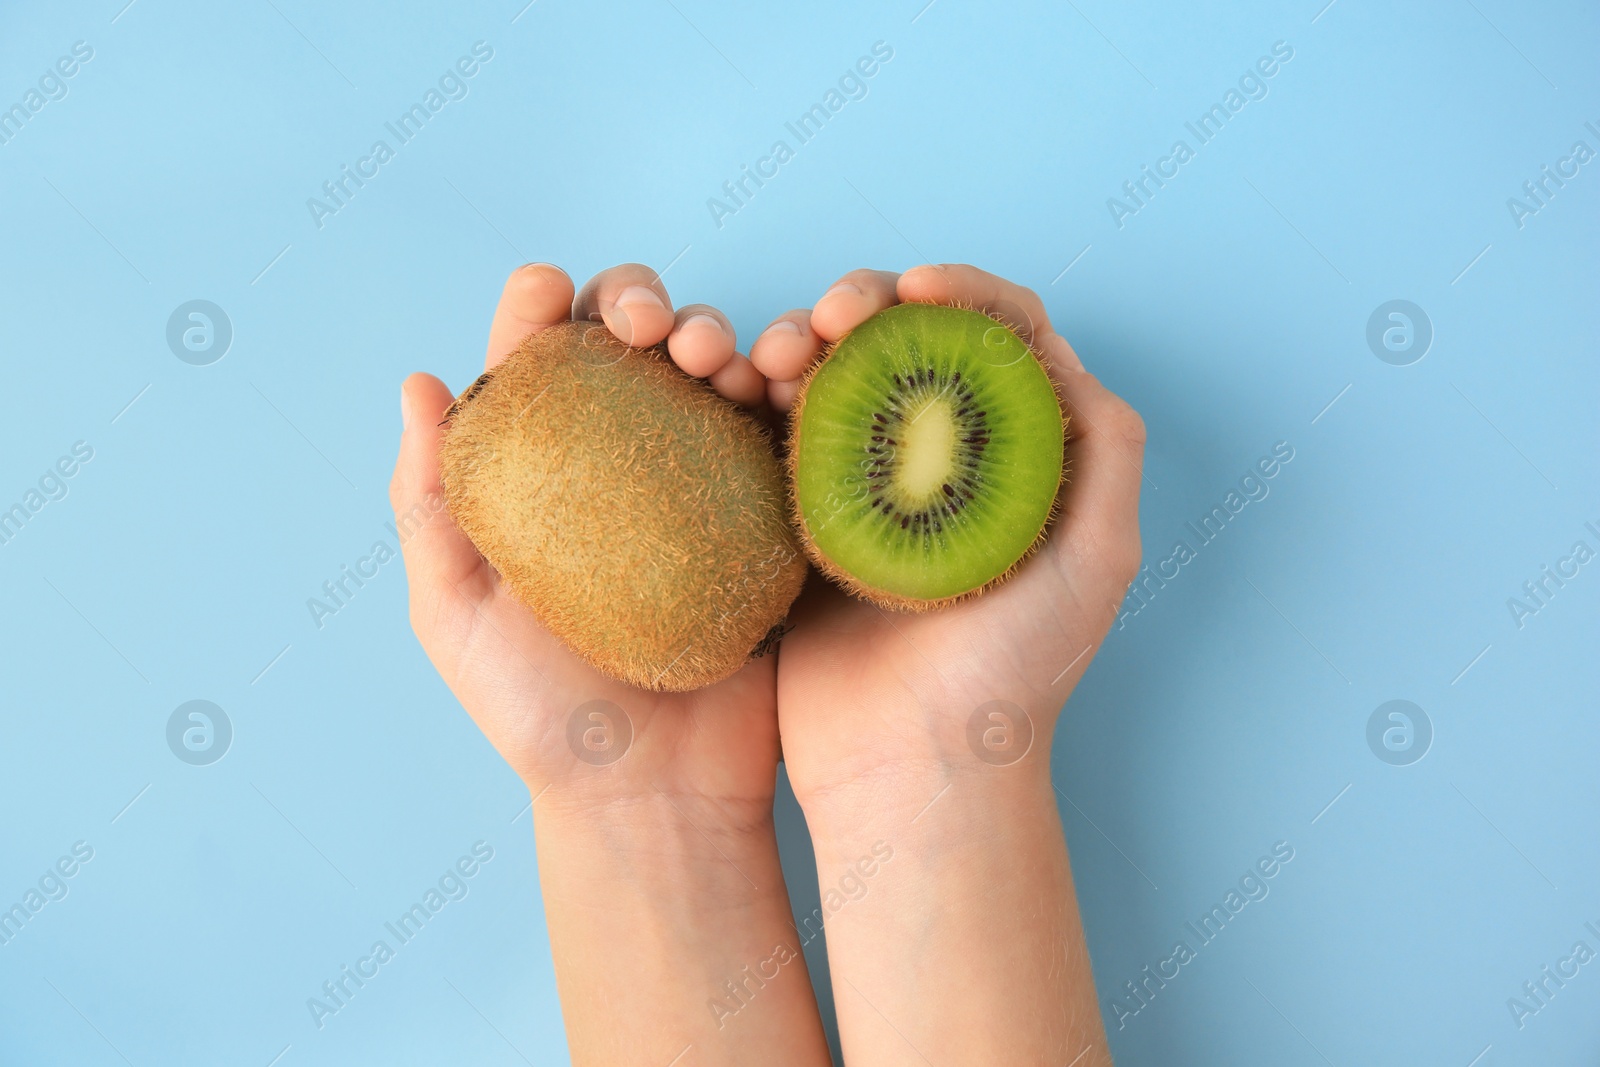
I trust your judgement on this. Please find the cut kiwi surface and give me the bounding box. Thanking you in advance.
[789,303,1065,610]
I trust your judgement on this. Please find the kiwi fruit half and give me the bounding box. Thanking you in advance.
[788,303,1065,611]
[439,322,806,692]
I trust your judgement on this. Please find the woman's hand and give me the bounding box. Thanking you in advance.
[392,262,779,808]
[391,262,830,1066]
[754,263,1146,806]
[753,263,1144,1065]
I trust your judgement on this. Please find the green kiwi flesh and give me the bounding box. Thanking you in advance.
[788,303,1065,610]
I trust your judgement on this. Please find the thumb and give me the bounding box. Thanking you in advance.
[390,373,492,619]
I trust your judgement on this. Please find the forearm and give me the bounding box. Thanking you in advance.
[801,752,1111,1066]
[533,788,831,1066]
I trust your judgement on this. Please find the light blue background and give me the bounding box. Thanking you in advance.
[2,0,1596,1064]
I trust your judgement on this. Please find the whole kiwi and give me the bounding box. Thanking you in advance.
[439,321,805,692]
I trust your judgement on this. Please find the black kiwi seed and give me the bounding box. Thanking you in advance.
[852,363,1002,539]
[791,304,1065,612]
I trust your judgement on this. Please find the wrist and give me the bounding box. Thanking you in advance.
[532,781,786,898]
[798,748,1056,846]
[528,776,831,1064]
[785,690,1059,829]
[790,747,1101,1067]
[510,690,783,830]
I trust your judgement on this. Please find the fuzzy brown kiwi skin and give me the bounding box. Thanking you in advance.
[441,322,807,691]
[785,302,1070,613]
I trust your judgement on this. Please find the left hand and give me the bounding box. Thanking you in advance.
[750,264,1148,810]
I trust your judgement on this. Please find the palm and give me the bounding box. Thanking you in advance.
[750,265,1146,801]
[393,263,787,813]
[775,526,1117,792]
[430,573,782,802]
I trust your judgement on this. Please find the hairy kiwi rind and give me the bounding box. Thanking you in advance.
[440,321,807,692]
[786,302,1068,613]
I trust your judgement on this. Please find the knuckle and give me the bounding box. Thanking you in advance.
[1112,402,1147,450]
[407,599,432,642]
[781,309,815,336]
[387,474,409,516]
[1105,532,1144,588]
[1010,277,1043,305]
[1119,533,1145,582]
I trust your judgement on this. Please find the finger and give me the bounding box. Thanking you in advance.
[749,310,823,383]
[809,268,901,342]
[666,303,737,378]
[1052,369,1146,585]
[391,374,493,603]
[767,377,802,412]
[708,353,767,407]
[486,263,576,370]
[897,263,1052,344]
[1038,332,1086,376]
[572,263,674,348]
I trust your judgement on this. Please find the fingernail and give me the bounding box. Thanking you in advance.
[614,285,665,312]
[683,313,726,335]
[763,319,801,337]
[823,282,862,300]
